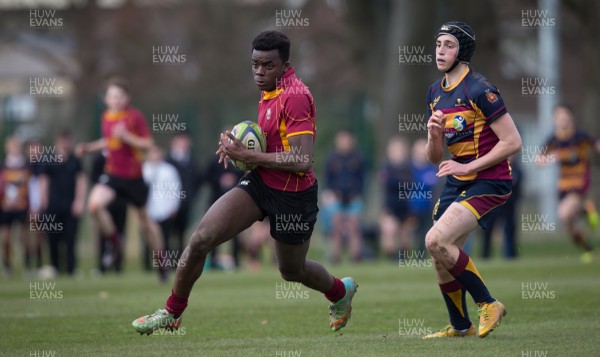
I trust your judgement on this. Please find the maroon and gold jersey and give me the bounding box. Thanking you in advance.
[255,67,317,192]
[426,67,510,181]
[545,130,595,195]
[102,106,150,179]
[0,163,31,212]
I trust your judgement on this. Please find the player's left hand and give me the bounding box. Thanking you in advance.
[216,131,246,169]
[436,160,472,177]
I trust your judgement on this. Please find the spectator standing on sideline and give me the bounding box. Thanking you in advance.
[166,133,202,259]
[378,136,412,260]
[143,145,182,272]
[408,138,439,255]
[26,139,45,273]
[325,130,366,263]
[40,131,87,275]
[203,152,244,269]
[481,153,523,259]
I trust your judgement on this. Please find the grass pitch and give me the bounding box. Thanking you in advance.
[1,237,598,357]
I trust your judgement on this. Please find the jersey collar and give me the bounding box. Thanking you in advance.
[261,88,284,101]
[260,67,295,101]
[441,66,470,92]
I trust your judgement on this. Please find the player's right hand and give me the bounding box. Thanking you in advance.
[74,143,87,157]
[427,110,445,139]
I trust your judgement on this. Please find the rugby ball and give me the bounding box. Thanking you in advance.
[229,121,266,171]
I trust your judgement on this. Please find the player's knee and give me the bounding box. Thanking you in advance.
[87,201,99,215]
[188,224,218,256]
[557,209,572,224]
[188,234,211,256]
[425,230,440,253]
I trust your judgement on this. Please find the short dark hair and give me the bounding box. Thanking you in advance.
[554,103,574,114]
[252,31,290,62]
[105,76,131,95]
[57,129,72,140]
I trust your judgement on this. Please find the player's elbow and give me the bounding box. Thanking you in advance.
[426,143,442,164]
[295,161,312,174]
[427,152,442,165]
[143,138,154,149]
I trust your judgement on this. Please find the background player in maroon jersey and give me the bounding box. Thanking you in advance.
[1,137,32,277]
[541,104,600,263]
[132,31,357,335]
[77,77,165,279]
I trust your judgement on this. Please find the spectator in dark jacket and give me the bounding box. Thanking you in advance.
[324,130,366,263]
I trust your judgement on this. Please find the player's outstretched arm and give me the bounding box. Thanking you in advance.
[218,131,313,173]
[437,113,521,177]
[75,138,106,157]
[113,122,153,150]
[426,110,446,164]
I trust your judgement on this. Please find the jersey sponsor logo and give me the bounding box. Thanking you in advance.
[239,180,250,186]
[431,95,441,109]
[453,115,466,131]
